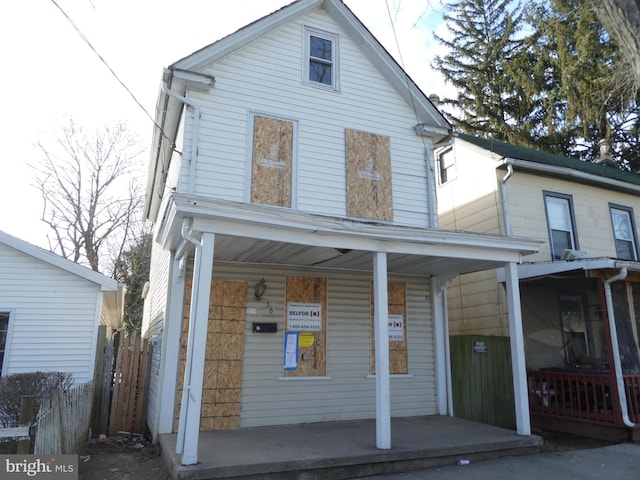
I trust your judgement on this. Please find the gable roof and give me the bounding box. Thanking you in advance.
[457,132,640,189]
[0,230,118,292]
[171,0,448,130]
[146,0,451,221]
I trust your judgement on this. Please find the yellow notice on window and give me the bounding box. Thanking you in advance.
[298,332,315,348]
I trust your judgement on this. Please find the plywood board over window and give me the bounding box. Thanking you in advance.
[284,276,327,377]
[345,128,393,221]
[251,115,293,207]
[370,281,408,374]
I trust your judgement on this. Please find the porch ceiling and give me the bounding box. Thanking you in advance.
[210,235,505,277]
[159,193,542,278]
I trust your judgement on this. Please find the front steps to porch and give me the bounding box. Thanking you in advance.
[158,416,542,480]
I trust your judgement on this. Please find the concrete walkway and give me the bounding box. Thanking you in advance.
[356,443,640,480]
[159,416,542,479]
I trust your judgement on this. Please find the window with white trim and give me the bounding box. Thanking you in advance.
[304,27,339,89]
[610,204,638,260]
[543,191,578,260]
[436,148,455,185]
[0,312,9,376]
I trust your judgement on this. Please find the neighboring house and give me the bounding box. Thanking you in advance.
[141,0,540,466]
[0,230,123,385]
[436,132,640,440]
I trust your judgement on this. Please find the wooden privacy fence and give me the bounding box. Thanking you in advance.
[34,382,93,454]
[450,335,515,429]
[108,332,151,436]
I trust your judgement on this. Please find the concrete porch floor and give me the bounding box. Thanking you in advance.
[158,415,543,480]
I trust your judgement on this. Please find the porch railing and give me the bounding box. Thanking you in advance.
[527,369,640,427]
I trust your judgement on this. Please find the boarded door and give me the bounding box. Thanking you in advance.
[177,279,247,430]
[284,276,327,377]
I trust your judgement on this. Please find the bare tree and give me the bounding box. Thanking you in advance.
[33,118,145,275]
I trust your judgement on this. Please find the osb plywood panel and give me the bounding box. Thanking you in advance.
[251,116,293,207]
[345,128,393,221]
[370,281,408,374]
[284,276,327,377]
[176,277,248,432]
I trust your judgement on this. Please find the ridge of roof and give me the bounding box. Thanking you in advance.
[456,132,640,187]
[0,229,119,291]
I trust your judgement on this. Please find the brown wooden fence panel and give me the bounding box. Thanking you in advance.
[450,335,515,429]
[107,332,151,436]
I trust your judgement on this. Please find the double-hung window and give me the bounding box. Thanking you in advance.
[437,148,455,185]
[610,204,638,260]
[304,27,339,89]
[543,191,579,260]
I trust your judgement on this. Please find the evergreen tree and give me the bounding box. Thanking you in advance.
[432,0,532,144]
[433,0,640,170]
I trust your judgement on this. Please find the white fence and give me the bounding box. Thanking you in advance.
[34,382,93,454]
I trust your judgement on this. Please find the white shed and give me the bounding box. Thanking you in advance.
[0,230,123,385]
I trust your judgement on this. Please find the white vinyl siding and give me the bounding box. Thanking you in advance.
[181,9,433,228]
[209,262,436,428]
[0,243,102,384]
[142,238,171,339]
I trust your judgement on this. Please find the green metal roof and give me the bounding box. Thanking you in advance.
[457,132,640,187]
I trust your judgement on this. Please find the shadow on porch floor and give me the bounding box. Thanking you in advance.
[159,415,542,480]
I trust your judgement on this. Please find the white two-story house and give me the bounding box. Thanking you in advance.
[141,0,540,466]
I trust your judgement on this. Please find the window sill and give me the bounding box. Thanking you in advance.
[366,374,414,379]
[277,376,332,381]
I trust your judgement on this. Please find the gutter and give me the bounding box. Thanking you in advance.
[499,158,640,196]
[603,267,637,428]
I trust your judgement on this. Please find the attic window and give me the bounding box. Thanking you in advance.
[304,27,339,89]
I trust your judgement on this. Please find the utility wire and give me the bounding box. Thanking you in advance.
[49,0,178,153]
[384,0,429,147]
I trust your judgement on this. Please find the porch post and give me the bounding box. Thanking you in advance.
[179,233,215,465]
[504,261,531,435]
[373,252,391,449]
[156,253,186,438]
[432,278,449,415]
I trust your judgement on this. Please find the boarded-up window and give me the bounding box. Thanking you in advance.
[284,276,327,377]
[345,128,393,221]
[370,281,408,374]
[251,115,293,207]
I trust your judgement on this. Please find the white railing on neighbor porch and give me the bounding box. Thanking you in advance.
[34,382,93,454]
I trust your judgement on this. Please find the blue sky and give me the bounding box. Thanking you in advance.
[0,0,450,249]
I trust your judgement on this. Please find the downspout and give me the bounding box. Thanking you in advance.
[161,81,200,195]
[175,218,201,454]
[424,148,437,228]
[604,267,637,428]
[500,162,513,236]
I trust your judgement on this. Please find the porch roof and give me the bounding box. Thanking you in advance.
[158,193,542,279]
[497,257,640,282]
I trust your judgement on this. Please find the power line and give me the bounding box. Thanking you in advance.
[49,0,178,153]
